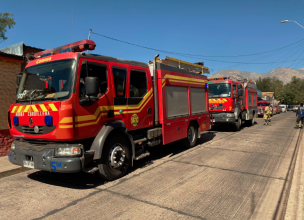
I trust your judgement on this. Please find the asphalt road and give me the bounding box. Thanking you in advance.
[0,112,300,220]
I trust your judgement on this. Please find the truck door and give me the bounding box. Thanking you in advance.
[233,84,237,107]
[126,68,153,130]
[112,67,128,125]
[74,59,112,139]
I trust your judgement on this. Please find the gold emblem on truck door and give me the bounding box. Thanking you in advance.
[131,114,139,126]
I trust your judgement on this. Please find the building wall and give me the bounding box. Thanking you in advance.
[0,60,21,129]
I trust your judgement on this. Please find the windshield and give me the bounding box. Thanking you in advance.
[258,103,269,106]
[17,59,75,102]
[208,83,231,98]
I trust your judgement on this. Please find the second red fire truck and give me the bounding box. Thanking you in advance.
[208,75,258,130]
[7,39,211,180]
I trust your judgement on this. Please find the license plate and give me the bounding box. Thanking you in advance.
[23,160,34,169]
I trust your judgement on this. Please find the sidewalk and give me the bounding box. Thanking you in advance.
[0,156,20,173]
[285,133,304,220]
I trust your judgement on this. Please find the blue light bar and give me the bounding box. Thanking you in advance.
[60,48,71,53]
[41,53,52,57]
[44,116,53,126]
[13,117,19,125]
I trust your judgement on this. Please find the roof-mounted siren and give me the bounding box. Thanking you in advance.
[34,39,96,59]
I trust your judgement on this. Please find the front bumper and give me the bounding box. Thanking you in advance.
[8,140,83,173]
[211,112,236,123]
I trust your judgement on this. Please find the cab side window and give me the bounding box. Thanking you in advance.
[112,68,126,97]
[130,70,147,97]
[233,85,236,97]
[79,62,108,99]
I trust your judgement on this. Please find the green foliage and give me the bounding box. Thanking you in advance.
[257,76,304,105]
[0,12,16,43]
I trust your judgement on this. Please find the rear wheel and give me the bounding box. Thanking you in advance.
[182,123,198,148]
[96,135,131,181]
[245,117,254,126]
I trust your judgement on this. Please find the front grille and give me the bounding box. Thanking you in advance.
[22,126,43,135]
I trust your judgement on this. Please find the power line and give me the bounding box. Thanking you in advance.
[91,31,304,58]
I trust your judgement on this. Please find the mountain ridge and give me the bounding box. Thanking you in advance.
[208,67,304,84]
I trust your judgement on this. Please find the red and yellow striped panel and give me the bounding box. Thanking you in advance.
[11,104,58,113]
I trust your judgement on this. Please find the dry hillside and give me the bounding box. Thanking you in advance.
[209,67,304,84]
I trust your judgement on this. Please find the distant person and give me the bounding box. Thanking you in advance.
[264,103,273,125]
[296,103,304,128]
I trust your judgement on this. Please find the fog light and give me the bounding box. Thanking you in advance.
[13,117,19,125]
[44,116,53,126]
[11,142,16,150]
[55,147,81,156]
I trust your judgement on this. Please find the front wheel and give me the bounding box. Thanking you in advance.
[96,135,131,181]
[235,117,242,131]
[182,123,198,148]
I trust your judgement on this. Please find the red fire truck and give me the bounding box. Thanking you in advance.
[208,75,258,130]
[7,40,211,180]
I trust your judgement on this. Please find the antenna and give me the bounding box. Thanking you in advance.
[87,29,92,53]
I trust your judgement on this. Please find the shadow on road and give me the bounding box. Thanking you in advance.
[27,132,216,189]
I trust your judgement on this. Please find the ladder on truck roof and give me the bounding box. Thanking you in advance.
[149,56,210,75]
[209,74,256,85]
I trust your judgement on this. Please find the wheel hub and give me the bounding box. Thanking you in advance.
[109,145,126,169]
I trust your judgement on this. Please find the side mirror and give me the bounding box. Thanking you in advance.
[85,77,99,96]
[16,74,22,85]
[238,90,243,96]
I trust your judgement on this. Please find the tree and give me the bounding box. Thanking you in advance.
[0,12,16,43]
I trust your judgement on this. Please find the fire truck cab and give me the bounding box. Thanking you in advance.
[8,40,211,180]
[208,76,258,130]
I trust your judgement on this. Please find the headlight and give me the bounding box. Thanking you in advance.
[55,147,81,156]
[226,113,235,117]
[11,142,15,151]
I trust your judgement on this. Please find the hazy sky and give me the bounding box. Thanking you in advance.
[1,0,304,73]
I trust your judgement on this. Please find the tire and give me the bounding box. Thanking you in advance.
[235,116,242,131]
[245,117,254,127]
[96,134,131,181]
[182,122,198,148]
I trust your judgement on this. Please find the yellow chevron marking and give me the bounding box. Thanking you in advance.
[76,113,107,127]
[164,74,207,83]
[128,95,153,114]
[49,104,58,111]
[17,106,23,113]
[11,106,17,113]
[75,106,114,122]
[162,79,165,83]
[59,125,73,128]
[169,79,206,85]
[162,82,166,88]
[24,105,31,112]
[39,104,48,112]
[114,89,153,111]
[31,105,39,112]
[59,117,73,123]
